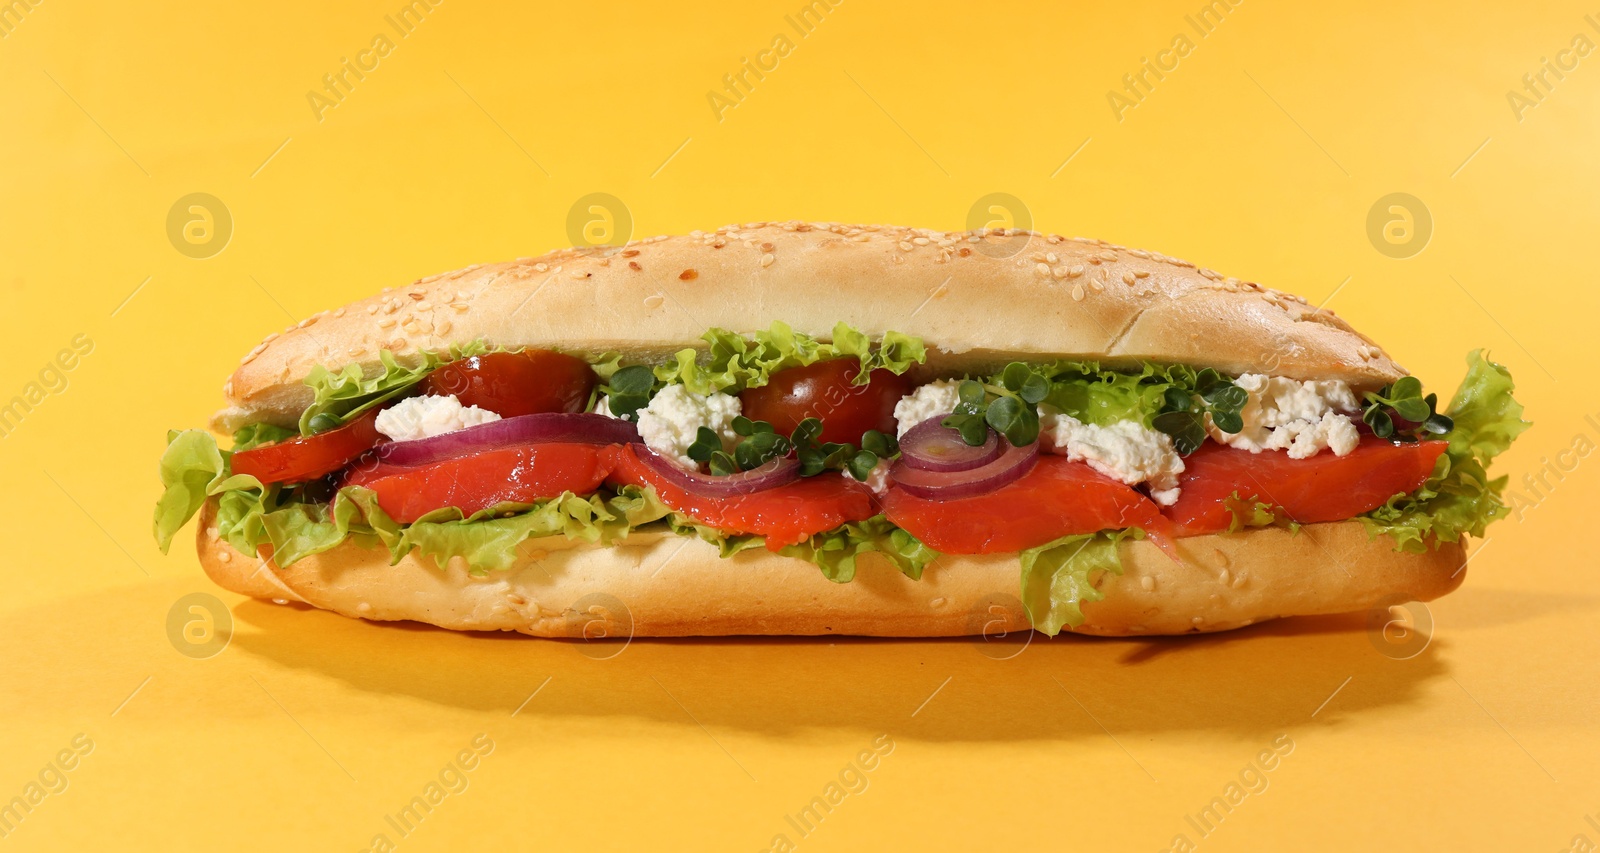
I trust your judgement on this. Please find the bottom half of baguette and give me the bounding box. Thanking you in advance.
[195,503,1467,637]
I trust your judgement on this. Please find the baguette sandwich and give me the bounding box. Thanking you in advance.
[153,222,1528,637]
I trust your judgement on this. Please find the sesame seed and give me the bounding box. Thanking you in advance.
[1045,253,1059,264]
[1052,265,1068,279]
[1070,283,1085,301]
[899,241,914,252]
[628,261,642,271]
[219,551,231,563]
[366,305,379,315]
[436,319,452,335]
[1135,270,1149,279]
[644,294,664,308]
[760,242,775,251]
[409,291,425,300]
[1069,265,1084,278]
[450,302,469,311]
[1140,576,1155,591]
[379,318,396,329]
[1122,271,1136,285]
[1035,263,1051,276]
[679,269,698,281]
[760,253,775,267]
[912,237,930,246]
[333,308,346,318]
[957,247,971,257]
[417,301,432,311]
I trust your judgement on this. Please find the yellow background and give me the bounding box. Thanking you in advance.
[1,1,1596,850]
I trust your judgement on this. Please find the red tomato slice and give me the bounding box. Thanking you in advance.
[230,410,384,485]
[342,442,612,523]
[605,444,876,548]
[1163,437,1447,535]
[881,455,1172,554]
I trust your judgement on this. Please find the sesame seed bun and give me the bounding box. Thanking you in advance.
[196,502,1464,637]
[213,222,1404,432]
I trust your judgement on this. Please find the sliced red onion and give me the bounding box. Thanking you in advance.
[371,413,640,468]
[891,439,1039,500]
[899,417,1002,472]
[635,444,801,497]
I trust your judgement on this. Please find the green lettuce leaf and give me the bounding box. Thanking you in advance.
[1223,491,1301,534]
[667,513,938,582]
[297,343,492,435]
[231,423,296,451]
[397,488,671,573]
[653,321,926,395]
[1360,351,1530,552]
[1037,361,1192,428]
[154,429,247,552]
[1019,528,1143,635]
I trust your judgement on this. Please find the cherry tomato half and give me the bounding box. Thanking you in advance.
[230,409,384,485]
[424,350,598,417]
[740,359,910,446]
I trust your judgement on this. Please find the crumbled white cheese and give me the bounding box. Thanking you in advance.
[1038,406,1186,506]
[845,458,893,496]
[591,395,617,417]
[636,384,742,470]
[1207,374,1361,458]
[375,394,501,442]
[894,379,964,437]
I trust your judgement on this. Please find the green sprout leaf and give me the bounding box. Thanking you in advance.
[846,450,880,481]
[861,429,897,458]
[605,365,658,421]
[1152,410,1207,455]
[686,426,722,464]
[707,451,738,476]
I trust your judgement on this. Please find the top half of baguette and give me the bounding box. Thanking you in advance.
[218,222,1404,431]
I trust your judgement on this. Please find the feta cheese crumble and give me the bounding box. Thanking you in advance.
[893,379,963,437]
[374,394,501,442]
[635,384,742,470]
[1206,374,1361,459]
[1038,406,1186,506]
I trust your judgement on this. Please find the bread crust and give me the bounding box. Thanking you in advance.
[217,223,1405,431]
[197,503,1464,637]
